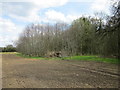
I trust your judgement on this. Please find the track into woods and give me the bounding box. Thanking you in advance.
[2,54,119,88]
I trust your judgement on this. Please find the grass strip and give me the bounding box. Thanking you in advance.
[16,53,119,64]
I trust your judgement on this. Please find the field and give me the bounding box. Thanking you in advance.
[1,0,119,88]
[2,53,119,88]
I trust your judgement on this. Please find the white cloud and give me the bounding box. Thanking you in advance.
[0,18,16,32]
[44,10,80,23]
[1,0,113,23]
[2,2,34,16]
[90,0,111,14]
[9,8,40,23]
[31,0,68,8]
[2,0,68,23]
[0,17,23,47]
[2,2,40,22]
[45,10,66,22]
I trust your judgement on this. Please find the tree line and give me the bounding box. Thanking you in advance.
[0,45,16,52]
[16,1,119,58]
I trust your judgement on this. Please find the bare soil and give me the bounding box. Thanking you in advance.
[2,54,119,88]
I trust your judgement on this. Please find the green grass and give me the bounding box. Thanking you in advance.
[16,53,119,64]
[63,55,119,64]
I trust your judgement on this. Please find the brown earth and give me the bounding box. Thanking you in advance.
[2,54,119,88]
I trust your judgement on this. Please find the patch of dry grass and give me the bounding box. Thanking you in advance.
[0,52,18,54]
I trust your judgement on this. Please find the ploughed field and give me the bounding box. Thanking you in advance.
[2,54,119,88]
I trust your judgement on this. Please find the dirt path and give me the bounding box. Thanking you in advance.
[2,54,119,88]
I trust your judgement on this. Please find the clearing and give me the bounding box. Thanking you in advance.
[2,54,119,88]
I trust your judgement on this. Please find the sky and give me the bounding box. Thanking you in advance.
[0,0,114,47]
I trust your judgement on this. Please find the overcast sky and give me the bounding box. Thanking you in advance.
[0,0,113,47]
